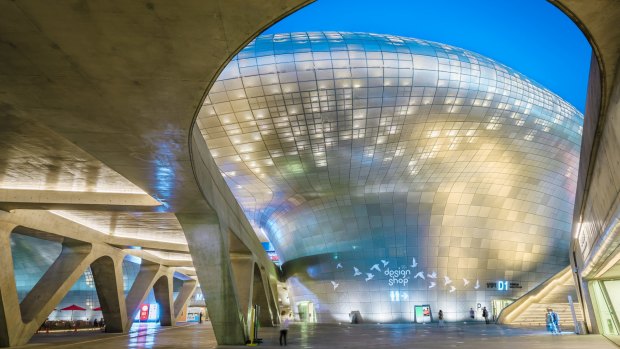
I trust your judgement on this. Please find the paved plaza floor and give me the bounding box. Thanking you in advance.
[17,321,619,348]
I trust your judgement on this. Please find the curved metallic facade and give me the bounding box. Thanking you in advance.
[198,32,583,322]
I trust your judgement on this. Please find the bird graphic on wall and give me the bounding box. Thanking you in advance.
[449,285,456,293]
[463,278,470,286]
[444,276,453,286]
[427,271,437,279]
[414,271,425,279]
[474,279,480,290]
[353,267,362,276]
[365,273,374,282]
[410,257,418,268]
[381,260,389,267]
[336,263,343,269]
[331,281,339,290]
[429,282,436,289]
[370,264,381,272]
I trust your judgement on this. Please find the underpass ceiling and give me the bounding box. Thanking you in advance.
[49,210,187,245]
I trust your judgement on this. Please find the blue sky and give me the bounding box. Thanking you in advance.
[263,0,591,112]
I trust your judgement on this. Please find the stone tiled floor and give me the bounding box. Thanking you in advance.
[19,321,619,348]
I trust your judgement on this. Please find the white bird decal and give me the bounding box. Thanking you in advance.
[410,257,418,268]
[381,260,389,268]
[353,267,362,276]
[449,285,456,293]
[474,279,480,290]
[336,263,343,269]
[414,271,425,279]
[370,264,381,272]
[444,276,452,286]
[427,271,437,279]
[401,292,409,300]
[429,281,436,289]
[331,281,339,290]
[463,278,470,286]
[365,273,374,282]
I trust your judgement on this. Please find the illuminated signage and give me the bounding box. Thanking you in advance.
[384,267,411,286]
[134,303,160,322]
[486,281,522,290]
[139,304,149,321]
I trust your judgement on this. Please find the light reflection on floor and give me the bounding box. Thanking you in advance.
[128,322,160,348]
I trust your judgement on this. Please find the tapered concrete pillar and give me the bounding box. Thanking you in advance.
[0,222,19,348]
[177,213,247,345]
[231,255,254,329]
[174,280,197,321]
[267,277,280,325]
[0,230,97,347]
[90,256,127,332]
[252,264,274,326]
[124,261,165,329]
[153,275,174,327]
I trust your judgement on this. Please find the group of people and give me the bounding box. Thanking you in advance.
[438,306,490,327]
[546,308,562,334]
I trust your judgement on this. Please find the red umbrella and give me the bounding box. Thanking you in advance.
[61,305,86,311]
[61,304,86,321]
[93,307,102,311]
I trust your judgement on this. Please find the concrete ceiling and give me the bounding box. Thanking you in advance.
[0,0,313,275]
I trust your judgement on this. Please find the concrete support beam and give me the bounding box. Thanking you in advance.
[231,256,254,330]
[177,213,247,345]
[153,275,174,327]
[0,228,99,347]
[252,264,274,327]
[0,222,19,348]
[90,256,128,333]
[124,261,166,330]
[174,280,197,321]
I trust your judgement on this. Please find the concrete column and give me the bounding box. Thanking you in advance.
[0,222,20,348]
[90,255,127,333]
[124,261,164,329]
[252,264,274,327]
[177,213,247,345]
[268,277,280,325]
[231,255,254,329]
[174,280,197,321]
[153,275,174,327]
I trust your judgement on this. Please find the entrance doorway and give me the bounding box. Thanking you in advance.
[297,301,317,323]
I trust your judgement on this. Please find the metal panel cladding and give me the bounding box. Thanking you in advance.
[197,32,583,322]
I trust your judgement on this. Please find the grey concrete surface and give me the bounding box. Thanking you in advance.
[15,322,620,349]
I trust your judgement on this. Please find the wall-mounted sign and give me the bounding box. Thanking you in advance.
[486,281,522,290]
[384,267,411,286]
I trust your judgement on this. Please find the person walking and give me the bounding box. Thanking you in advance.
[546,308,556,334]
[438,310,445,327]
[279,311,290,346]
[482,307,489,324]
[550,308,561,334]
[469,308,475,321]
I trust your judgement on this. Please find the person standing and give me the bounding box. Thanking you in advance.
[279,311,290,346]
[469,308,475,321]
[482,307,489,324]
[438,310,444,327]
[199,312,203,324]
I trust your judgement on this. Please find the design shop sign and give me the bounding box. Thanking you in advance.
[385,268,411,286]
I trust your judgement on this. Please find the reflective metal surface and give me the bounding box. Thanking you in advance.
[199,32,583,322]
